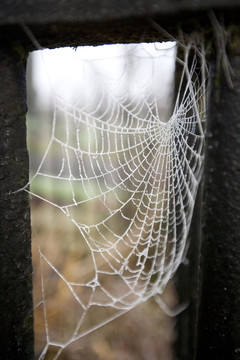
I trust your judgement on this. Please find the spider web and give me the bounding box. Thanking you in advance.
[26,40,207,359]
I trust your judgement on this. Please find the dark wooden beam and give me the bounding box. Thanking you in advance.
[0,46,33,359]
[1,0,240,25]
[196,51,240,360]
[0,7,240,52]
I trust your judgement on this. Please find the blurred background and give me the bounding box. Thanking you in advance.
[26,42,180,360]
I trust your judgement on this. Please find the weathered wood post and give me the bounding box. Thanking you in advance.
[0,44,33,359]
[196,42,240,360]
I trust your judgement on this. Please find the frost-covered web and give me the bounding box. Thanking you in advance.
[26,40,207,359]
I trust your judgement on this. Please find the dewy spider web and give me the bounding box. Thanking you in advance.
[26,39,207,359]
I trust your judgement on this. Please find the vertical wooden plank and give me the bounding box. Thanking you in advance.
[0,44,34,359]
[196,56,240,360]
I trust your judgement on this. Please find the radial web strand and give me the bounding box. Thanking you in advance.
[26,40,208,359]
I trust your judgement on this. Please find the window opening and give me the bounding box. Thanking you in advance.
[26,41,207,359]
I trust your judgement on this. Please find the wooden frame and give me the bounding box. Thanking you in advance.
[1,1,240,359]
